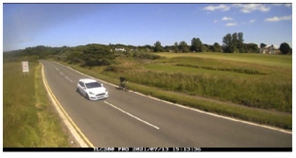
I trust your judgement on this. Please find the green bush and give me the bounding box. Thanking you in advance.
[132,51,161,60]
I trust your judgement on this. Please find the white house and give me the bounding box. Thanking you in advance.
[260,45,276,54]
[115,48,126,52]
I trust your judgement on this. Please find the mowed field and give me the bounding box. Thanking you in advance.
[58,52,292,129]
[157,52,292,67]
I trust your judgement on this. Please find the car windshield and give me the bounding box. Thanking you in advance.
[85,82,102,89]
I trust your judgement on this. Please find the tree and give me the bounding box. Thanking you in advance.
[154,41,163,52]
[190,38,203,52]
[222,33,232,53]
[238,32,244,53]
[190,38,196,52]
[174,42,179,53]
[207,45,214,52]
[164,45,174,52]
[143,44,153,52]
[232,33,238,53]
[260,43,267,49]
[213,42,221,52]
[178,41,189,53]
[222,32,246,53]
[202,44,208,52]
[279,42,291,54]
[67,50,83,64]
[244,43,258,53]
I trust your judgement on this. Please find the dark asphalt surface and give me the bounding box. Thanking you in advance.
[41,60,292,147]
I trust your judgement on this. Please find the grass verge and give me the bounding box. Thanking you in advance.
[55,61,292,130]
[3,62,69,147]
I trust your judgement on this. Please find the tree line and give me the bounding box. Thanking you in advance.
[153,39,222,53]
[3,32,291,66]
[153,32,291,54]
[153,32,259,53]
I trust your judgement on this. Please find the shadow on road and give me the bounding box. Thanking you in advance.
[75,88,85,98]
[115,87,122,90]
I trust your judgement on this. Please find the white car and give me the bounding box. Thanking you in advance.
[77,78,109,100]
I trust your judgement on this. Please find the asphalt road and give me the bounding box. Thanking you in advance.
[41,60,292,147]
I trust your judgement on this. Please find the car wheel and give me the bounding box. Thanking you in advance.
[85,93,90,100]
[76,87,79,93]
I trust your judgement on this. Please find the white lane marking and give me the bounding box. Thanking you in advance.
[65,76,73,83]
[54,61,292,134]
[104,101,160,130]
[47,61,58,69]
[52,63,73,83]
[134,93,293,134]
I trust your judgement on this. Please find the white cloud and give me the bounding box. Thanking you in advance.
[265,15,292,22]
[213,19,218,23]
[233,4,271,13]
[221,16,234,21]
[225,22,237,26]
[202,4,230,12]
[249,19,256,23]
[285,4,292,7]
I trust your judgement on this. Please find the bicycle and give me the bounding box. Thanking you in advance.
[119,81,129,92]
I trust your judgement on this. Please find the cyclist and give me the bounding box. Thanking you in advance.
[119,76,127,90]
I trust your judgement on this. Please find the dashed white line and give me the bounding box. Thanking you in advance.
[104,101,160,130]
[53,64,73,83]
[48,62,59,70]
[65,76,73,83]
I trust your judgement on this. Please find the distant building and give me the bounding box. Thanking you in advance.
[260,45,279,54]
[115,48,126,52]
[130,48,138,52]
[275,49,281,54]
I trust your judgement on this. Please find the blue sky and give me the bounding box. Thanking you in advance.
[3,3,292,51]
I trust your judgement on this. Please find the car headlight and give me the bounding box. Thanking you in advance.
[89,92,94,95]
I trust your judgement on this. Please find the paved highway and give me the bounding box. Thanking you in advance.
[41,60,292,147]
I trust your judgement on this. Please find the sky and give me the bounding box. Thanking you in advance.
[3,3,293,51]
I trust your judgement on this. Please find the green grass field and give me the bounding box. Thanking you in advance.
[55,52,292,129]
[157,52,292,67]
[100,53,292,113]
[145,64,257,78]
[3,61,69,147]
